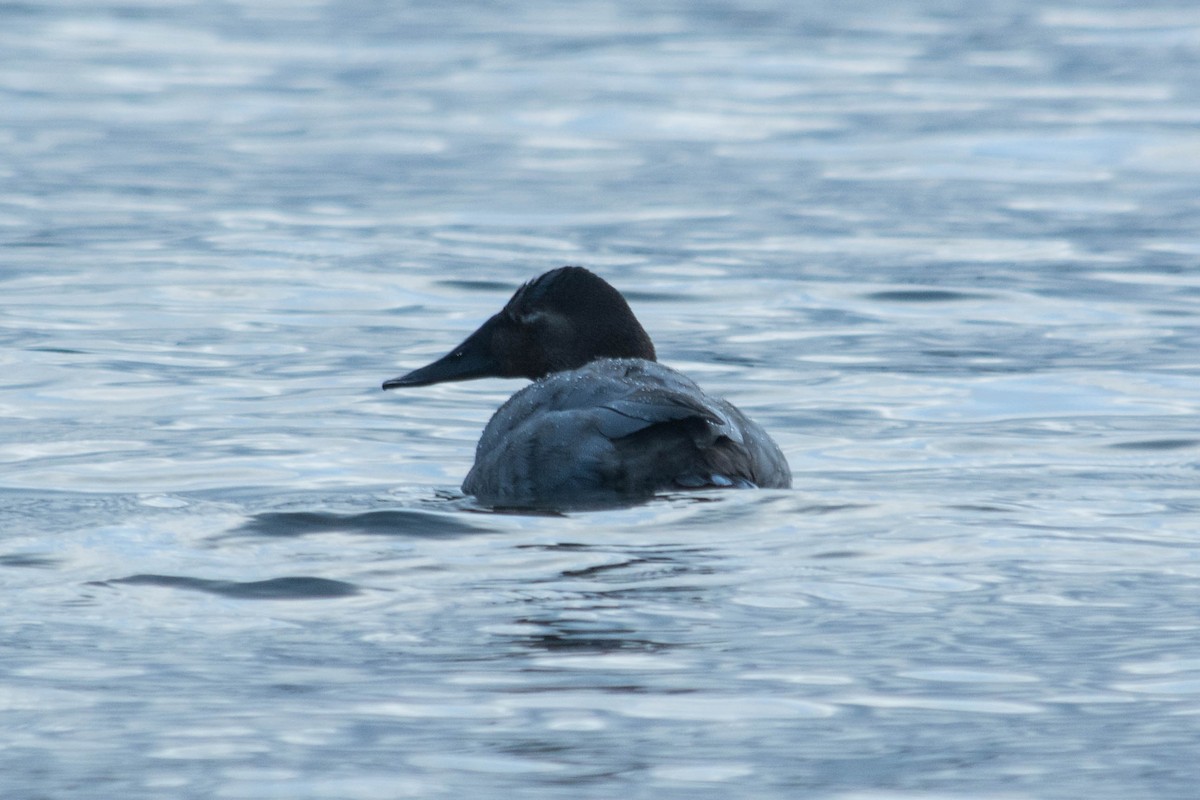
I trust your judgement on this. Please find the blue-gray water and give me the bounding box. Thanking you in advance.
[3,1,1200,798]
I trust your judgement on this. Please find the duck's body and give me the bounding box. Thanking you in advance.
[463,358,790,508]
[384,267,790,509]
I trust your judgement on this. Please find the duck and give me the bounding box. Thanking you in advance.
[382,266,791,509]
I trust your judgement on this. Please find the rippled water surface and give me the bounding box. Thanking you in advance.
[3,1,1200,798]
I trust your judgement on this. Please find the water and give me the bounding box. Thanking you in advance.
[3,1,1199,797]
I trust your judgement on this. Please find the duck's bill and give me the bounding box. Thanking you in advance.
[382,328,499,390]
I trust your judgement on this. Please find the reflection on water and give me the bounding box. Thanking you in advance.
[3,0,1200,798]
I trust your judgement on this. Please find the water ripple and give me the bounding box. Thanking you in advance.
[96,574,362,600]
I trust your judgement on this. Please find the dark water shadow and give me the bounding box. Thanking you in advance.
[92,574,361,599]
[1106,438,1198,451]
[227,508,492,540]
[509,615,673,656]
[864,289,993,303]
[0,553,62,569]
[434,277,516,292]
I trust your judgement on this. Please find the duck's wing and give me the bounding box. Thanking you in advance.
[589,361,791,492]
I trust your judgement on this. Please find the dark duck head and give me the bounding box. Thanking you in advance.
[382,266,655,389]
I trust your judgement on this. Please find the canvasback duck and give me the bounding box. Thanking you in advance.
[383,267,791,509]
